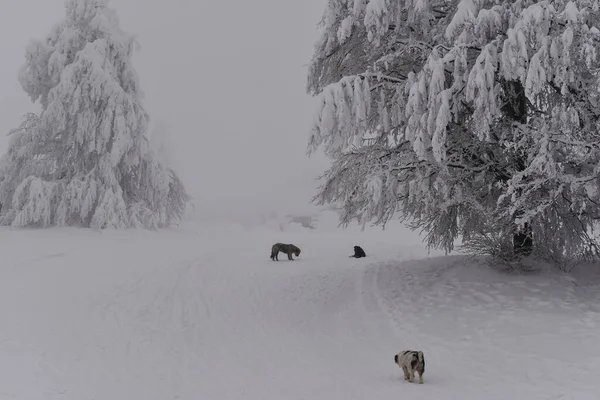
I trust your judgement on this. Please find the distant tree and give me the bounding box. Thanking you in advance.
[307,0,600,262]
[0,0,189,229]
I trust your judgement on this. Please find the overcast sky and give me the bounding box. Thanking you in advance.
[0,0,330,223]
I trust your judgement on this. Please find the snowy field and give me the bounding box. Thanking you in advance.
[1,213,600,399]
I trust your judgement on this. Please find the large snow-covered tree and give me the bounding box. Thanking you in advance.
[308,0,600,261]
[0,0,189,229]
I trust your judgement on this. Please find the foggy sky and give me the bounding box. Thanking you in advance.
[0,0,330,223]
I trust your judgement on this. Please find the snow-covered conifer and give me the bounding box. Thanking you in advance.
[0,0,189,229]
[308,0,600,262]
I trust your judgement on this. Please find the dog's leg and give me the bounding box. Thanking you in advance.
[418,372,423,384]
[409,370,415,382]
[402,366,410,381]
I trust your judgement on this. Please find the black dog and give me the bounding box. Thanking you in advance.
[349,245,366,258]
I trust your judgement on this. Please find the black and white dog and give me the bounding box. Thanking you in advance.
[394,350,425,384]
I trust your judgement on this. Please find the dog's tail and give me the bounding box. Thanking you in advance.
[417,351,424,371]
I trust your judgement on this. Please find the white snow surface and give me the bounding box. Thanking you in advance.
[1,214,600,399]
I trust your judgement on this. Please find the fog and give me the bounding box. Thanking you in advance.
[0,0,330,224]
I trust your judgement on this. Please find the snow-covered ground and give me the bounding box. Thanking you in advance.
[1,213,600,399]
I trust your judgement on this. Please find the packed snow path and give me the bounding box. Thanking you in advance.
[1,226,600,399]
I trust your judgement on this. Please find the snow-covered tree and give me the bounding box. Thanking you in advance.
[308,0,600,261]
[0,0,189,229]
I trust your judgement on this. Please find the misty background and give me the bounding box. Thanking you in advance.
[0,0,330,225]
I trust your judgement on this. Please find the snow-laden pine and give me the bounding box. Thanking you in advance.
[0,0,189,229]
[307,0,600,262]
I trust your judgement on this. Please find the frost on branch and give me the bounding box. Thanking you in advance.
[0,0,189,229]
[309,76,372,156]
[466,43,500,141]
[308,0,600,263]
[11,176,58,228]
[445,0,479,42]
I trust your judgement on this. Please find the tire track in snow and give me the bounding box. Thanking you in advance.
[83,255,221,395]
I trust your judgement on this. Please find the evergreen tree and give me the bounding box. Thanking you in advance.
[307,0,600,261]
[0,0,189,229]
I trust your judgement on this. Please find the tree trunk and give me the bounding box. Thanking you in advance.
[513,222,533,257]
[503,79,533,257]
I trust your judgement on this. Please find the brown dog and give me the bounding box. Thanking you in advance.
[270,243,301,261]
